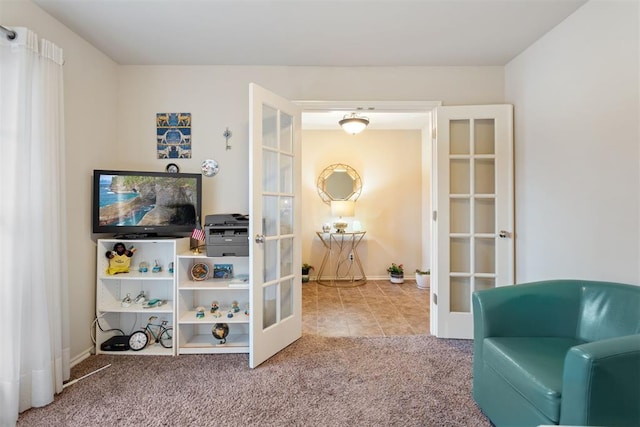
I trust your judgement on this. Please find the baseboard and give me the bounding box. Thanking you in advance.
[70,347,94,368]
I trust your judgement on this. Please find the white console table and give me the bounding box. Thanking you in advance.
[315,231,366,287]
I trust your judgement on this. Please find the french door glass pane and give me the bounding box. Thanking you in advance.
[263,283,277,328]
[475,238,495,274]
[264,239,277,283]
[280,154,293,194]
[450,120,470,155]
[450,159,470,194]
[280,112,293,153]
[450,237,470,272]
[474,119,495,155]
[280,237,293,278]
[475,277,496,292]
[281,278,293,319]
[263,196,278,237]
[263,150,278,192]
[450,199,470,233]
[475,159,495,194]
[262,105,278,149]
[280,197,293,235]
[475,199,496,234]
[450,277,471,312]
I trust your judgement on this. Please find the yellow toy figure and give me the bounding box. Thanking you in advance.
[106,243,135,275]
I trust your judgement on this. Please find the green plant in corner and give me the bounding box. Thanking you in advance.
[387,263,404,275]
[301,263,314,283]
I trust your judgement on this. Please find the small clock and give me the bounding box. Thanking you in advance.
[166,163,180,173]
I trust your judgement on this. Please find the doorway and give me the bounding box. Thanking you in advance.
[297,100,441,337]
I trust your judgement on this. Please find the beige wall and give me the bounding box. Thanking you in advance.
[505,0,639,284]
[302,130,425,278]
[3,0,119,361]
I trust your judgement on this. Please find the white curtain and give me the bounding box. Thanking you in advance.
[0,27,70,426]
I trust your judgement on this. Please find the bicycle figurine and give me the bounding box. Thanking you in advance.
[128,316,172,351]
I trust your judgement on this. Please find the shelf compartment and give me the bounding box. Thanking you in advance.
[97,342,174,356]
[98,271,175,281]
[178,279,249,290]
[179,310,249,324]
[178,333,249,354]
[97,300,174,314]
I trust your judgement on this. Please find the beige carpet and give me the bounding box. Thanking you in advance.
[18,334,490,426]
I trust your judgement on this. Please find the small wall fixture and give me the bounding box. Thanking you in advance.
[339,113,369,135]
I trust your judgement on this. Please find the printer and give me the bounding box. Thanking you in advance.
[204,214,249,257]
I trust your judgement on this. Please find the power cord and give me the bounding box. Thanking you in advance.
[90,313,126,345]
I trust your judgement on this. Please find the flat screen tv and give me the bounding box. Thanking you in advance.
[92,169,202,238]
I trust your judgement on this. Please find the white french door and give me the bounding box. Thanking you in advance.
[431,105,514,339]
[249,83,302,368]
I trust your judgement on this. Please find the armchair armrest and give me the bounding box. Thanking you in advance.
[472,280,582,339]
[560,334,640,426]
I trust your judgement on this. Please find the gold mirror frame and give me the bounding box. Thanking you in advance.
[316,163,362,205]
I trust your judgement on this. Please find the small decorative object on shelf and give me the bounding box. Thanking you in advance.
[322,223,331,233]
[231,301,240,313]
[190,263,209,281]
[138,261,149,273]
[196,306,205,319]
[134,291,146,304]
[244,304,250,316]
[152,260,162,273]
[301,263,314,283]
[121,293,132,308]
[105,243,135,275]
[212,323,229,344]
[213,264,233,279]
[168,262,174,273]
[387,263,404,284]
[210,301,219,313]
[415,269,431,289]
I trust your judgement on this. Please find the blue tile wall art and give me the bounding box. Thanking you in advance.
[156,112,191,159]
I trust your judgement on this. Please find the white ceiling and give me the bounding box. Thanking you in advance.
[30,0,586,129]
[32,0,586,67]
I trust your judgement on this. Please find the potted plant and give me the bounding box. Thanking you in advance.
[415,269,430,289]
[387,263,404,284]
[301,263,314,283]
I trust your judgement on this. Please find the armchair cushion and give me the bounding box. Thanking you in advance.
[484,337,584,422]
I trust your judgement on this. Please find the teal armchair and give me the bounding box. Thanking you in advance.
[472,280,640,427]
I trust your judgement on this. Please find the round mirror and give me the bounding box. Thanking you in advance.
[317,163,362,205]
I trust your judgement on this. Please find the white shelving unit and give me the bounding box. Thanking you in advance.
[95,238,189,356]
[176,252,250,354]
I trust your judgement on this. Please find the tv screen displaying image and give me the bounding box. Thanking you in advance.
[92,169,202,237]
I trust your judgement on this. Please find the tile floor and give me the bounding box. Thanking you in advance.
[302,279,431,337]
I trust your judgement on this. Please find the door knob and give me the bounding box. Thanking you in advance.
[255,234,265,243]
[499,230,510,238]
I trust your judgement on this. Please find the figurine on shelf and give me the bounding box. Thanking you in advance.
[210,301,219,313]
[134,290,146,305]
[152,260,162,273]
[105,243,135,275]
[138,261,149,273]
[231,300,240,313]
[244,304,250,317]
[196,306,205,319]
[121,293,132,308]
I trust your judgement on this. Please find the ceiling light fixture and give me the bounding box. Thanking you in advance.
[339,112,369,135]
